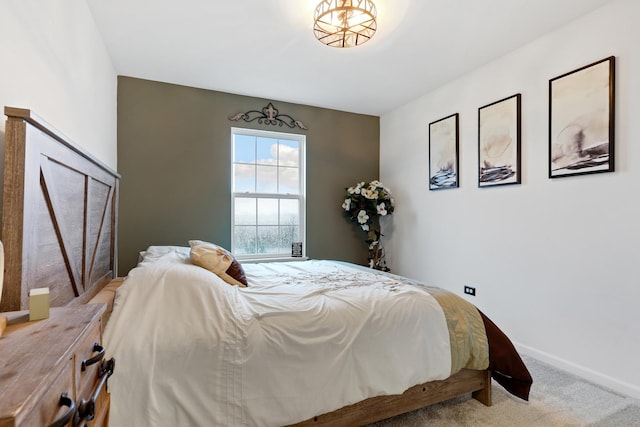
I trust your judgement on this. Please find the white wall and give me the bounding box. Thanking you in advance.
[380,0,640,398]
[0,0,117,170]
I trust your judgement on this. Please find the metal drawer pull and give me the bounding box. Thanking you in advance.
[75,358,115,426]
[81,343,105,371]
[48,392,76,427]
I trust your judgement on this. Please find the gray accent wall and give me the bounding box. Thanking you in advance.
[117,76,380,274]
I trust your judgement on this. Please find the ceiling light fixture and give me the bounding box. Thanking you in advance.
[313,0,377,48]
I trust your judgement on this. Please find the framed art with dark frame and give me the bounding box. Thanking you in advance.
[478,93,521,187]
[429,113,459,190]
[549,56,615,178]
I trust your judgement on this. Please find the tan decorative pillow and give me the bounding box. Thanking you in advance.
[189,240,248,287]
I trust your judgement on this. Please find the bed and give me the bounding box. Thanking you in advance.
[104,245,532,426]
[1,107,532,427]
[0,107,120,313]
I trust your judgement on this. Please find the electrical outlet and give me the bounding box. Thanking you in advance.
[464,285,476,296]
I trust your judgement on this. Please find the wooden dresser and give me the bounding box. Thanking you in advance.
[0,304,114,427]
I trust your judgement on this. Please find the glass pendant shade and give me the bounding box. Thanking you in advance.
[313,0,377,48]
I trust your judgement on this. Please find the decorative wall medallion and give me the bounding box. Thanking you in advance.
[228,102,308,130]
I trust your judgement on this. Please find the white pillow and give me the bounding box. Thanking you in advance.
[188,240,247,287]
[139,245,190,263]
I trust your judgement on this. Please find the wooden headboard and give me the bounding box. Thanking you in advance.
[0,107,120,312]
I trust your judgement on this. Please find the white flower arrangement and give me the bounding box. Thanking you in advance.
[342,180,394,232]
[342,180,395,270]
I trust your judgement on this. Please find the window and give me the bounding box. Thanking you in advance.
[231,127,305,260]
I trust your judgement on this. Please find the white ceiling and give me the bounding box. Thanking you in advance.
[85,0,614,116]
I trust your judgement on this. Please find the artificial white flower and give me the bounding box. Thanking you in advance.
[357,210,369,224]
[342,198,351,210]
[347,186,356,194]
[361,224,369,231]
[376,202,387,216]
[362,188,377,200]
[352,182,364,194]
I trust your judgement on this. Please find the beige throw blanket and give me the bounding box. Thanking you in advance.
[426,286,489,374]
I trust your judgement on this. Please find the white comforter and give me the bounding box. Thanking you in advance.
[104,249,451,427]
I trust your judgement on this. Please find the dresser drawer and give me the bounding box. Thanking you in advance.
[75,320,103,399]
[74,314,111,427]
[0,305,110,427]
[20,360,74,427]
[85,383,110,427]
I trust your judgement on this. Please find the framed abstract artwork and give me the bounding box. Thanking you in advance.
[429,113,459,190]
[549,56,615,178]
[478,94,521,187]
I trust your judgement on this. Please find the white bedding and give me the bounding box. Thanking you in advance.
[104,248,452,427]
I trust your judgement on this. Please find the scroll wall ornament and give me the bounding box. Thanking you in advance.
[228,102,308,130]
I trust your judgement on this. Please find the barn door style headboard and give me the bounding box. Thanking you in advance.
[0,107,120,312]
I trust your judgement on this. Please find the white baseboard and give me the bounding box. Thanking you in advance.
[515,342,640,400]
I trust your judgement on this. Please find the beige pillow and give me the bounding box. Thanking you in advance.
[189,240,248,287]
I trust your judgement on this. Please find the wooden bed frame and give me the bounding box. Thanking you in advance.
[288,369,491,426]
[0,107,491,425]
[0,107,120,312]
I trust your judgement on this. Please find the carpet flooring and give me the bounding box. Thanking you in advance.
[366,355,640,426]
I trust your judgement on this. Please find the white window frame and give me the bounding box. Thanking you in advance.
[231,127,306,261]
